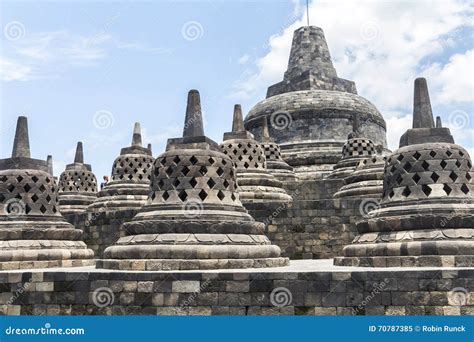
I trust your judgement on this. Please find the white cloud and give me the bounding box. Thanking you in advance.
[1,31,168,82]
[232,0,473,150]
[238,54,250,65]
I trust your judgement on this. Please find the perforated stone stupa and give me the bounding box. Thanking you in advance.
[220,105,293,204]
[245,26,387,179]
[328,131,376,179]
[88,122,153,212]
[0,117,94,270]
[97,90,289,270]
[333,148,387,199]
[259,117,297,182]
[58,142,97,215]
[335,78,474,267]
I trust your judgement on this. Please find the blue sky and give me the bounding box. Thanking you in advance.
[1,0,473,180]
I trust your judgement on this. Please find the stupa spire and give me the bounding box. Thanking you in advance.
[232,105,245,133]
[74,142,84,164]
[413,77,435,129]
[132,122,142,147]
[47,155,53,175]
[12,116,30,158]
[261,117,271,142]
[183,89,204,137]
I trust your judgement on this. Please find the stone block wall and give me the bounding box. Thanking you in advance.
[64,209,139,258]
[0,267,471,316]
[246,179,368,260]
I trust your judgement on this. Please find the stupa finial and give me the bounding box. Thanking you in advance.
[74,142,84,164]
[413,78,435,129]
[261,116,271,142]
[132,122,142,147]
[232,104,245,133]
[12,116,30,158]
[47,155,53,175]
[183,89,204,137]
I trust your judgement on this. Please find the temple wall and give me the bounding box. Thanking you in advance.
[0,266,471,315]
[246,179,366,260]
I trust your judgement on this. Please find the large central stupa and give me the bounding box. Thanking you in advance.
[245,26,387,179]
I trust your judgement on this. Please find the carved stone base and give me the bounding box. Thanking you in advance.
[334,255,474,267]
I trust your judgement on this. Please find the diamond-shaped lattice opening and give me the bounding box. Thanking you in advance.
[23,184,31,192]
[249,156,253,161]
[455,160,462,168]
[223,179,229,188]
[388,189,395,198]
[440,160,447,169]
[443,184,452,195]
[207,178,216,188]
[199,166,208,176]
[7,184,15,193]
[157,179,164,188]
[160,157,167,165]
[16,175,24,183]
[128,174,133,180]
[173,179,180,188]
[431,172,440,183]
[402,186,411,197]
[0,176,7,183]
[217,190,225,201]
[467,173,472,181]
[31,194,39,203]
[45,195,51,203]
[403,162,412,172]
[459,151,465,157]
[173,156,181,165]
[468,161,472,169]
[162,191,170,201]
[461,184,469,194]
[189,177,197,188]
[181,166,190,176]
[40,205,47,214]
[25,204,31,214]
[237,155,243,161]
[231,193,236,201]
[198,189,208,201]
[446,150,452,157]
[178,190,188,202]
[243,162,250,169]
[208,157,215,165]
[413,151,421,160]
[216,167,224,176]
[190,156,198,165]
[429,151,437,158]
[0,194,4,202]
[31,176,39,183]
[449,171,458,182]
[422,184,432,197]
[412,173,421,184]
[422,161,430,171]
[397,154,404,162]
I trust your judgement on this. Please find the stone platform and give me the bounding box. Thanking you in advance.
[1,260,472,316]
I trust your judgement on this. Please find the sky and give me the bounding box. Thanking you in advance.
[1,0,473,180]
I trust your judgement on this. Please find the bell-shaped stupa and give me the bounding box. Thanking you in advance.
[335,78,474,267]
[259,117,297,182]
[245,26,387,179]
[0,117,94,270]
[220,105,293,204]
[58,142,98,214]
[88,122,153,212]
[97,90,289,270]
